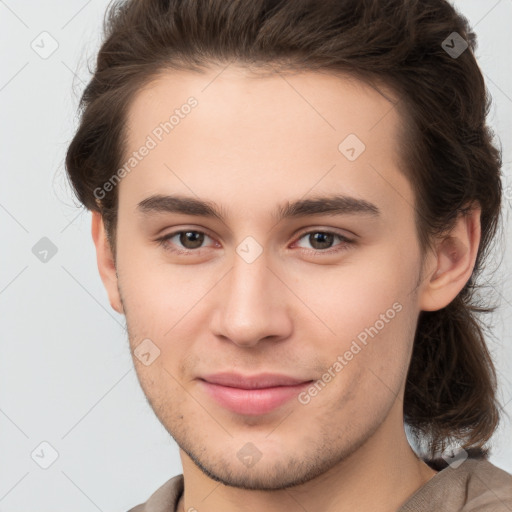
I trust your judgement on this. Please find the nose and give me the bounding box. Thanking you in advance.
[209,251,293,348]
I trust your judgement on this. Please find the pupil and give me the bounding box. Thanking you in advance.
[180,231,204,249]
[311,232,333,250]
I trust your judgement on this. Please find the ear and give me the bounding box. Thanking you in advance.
[91,211,124,314]
[418,204,481,312]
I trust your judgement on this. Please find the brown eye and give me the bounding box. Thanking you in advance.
[157,230,215,254]
[294,230,353,253]
[178,231,204,249]
[308,232,335,250]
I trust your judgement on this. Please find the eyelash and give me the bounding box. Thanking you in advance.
[155,228,354,256]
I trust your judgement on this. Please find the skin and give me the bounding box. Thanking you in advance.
[92,65,481,512]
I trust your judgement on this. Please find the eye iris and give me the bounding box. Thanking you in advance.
[180,231,204,249]
[310,232,334,250]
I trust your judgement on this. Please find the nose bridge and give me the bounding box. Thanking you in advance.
[229,250,269,307]
[210,246,292,346]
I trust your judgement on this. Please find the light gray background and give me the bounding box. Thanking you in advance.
[1,1,511,510]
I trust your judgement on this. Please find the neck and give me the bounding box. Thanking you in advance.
[178,404,437,512]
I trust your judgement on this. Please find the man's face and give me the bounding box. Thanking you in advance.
[114,66,427,489]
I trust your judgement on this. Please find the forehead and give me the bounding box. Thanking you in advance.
[126,66,400,147]
[120,65,414,221]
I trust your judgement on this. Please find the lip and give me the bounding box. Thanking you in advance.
[198,372,313,415]
[200,372,310,389]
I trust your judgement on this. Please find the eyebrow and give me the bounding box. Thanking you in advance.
[136,193,381,222]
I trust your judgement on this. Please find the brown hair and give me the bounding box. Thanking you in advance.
[65,0,504,463]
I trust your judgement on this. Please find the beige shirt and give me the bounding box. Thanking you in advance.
[127,458,512,511]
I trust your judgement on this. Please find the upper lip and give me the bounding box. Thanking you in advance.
[199,372,312,389]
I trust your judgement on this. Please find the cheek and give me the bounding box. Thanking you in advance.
[289,246,419,403]
[134,359,191,426]
[308,297,417,420]
[116,244,204,334]
[285,245,419,342]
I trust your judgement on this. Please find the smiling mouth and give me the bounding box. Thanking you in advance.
[198,376,314,415]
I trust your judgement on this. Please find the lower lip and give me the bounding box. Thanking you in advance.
[198,379,312,415]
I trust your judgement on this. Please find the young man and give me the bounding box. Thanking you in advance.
[65,0,512,510]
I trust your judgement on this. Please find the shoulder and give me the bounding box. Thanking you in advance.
[462,459,512,511]
[126,474,184,512]
[400,458,512,512]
